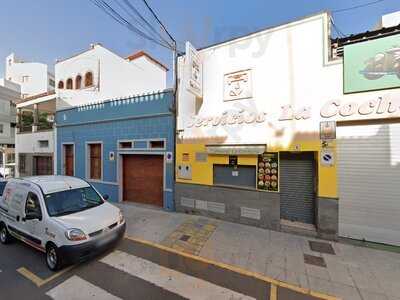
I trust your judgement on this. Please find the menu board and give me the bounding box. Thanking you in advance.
[257,152,279,192]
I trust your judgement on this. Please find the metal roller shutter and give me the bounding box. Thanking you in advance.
[280,152,316,224]
[338,123,400,246]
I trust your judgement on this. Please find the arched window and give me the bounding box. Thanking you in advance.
[84,72,93,87]
[75,75,82,89]
[66,78,73,90]
[58,81,64,89]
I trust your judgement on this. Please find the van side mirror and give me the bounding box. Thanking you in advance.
[103,194,109,201]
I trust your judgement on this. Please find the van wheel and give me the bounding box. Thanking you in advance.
[46,243,62,271]
[0,223,11,244]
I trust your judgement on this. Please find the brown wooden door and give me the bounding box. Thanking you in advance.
[35,156,53,175]
[123,155,163,207]
[64,144,74,176]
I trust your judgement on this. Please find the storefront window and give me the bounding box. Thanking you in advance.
[213,164,256,189]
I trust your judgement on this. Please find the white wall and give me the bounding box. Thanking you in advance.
[0,84,18,145]
[55,45,167,110]
[5,53,53,97]
[15,130,54,177]
[382,11,400,28]
[15,130,54,154]
[0,78,21,93]
[177,13,400,147]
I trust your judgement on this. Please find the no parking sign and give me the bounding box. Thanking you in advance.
[321,148,335,167]
[165,152,173,163]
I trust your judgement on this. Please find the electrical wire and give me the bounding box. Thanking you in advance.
[89,0,174,50]
[330,17,346,38]
[120,0,174,48]
[141,0,176,47]
[332,0,385,14]
[113,0,172,47]
[97,0,171,48]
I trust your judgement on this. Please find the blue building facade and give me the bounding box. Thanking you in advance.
[55,90,175,211]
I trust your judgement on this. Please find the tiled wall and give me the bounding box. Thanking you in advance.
[56,90,175,210]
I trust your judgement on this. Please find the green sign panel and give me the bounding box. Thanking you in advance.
[344,34,400,94]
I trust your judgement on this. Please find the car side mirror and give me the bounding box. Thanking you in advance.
[25,211,42,221]
[103,194,109,201]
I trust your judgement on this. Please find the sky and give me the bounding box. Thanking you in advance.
[0,0,399,86]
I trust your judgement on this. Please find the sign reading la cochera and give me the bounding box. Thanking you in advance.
[186,95,400,128]
[320,96,400,118]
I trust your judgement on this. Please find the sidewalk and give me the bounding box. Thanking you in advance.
[117,203,400,300]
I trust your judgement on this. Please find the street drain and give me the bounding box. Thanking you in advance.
[309,241,336,255]
[304,254,327,268]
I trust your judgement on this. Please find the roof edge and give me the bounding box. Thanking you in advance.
[126,50,169,71]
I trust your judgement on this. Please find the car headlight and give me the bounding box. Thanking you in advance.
[118,211,125,224]
[65,228,87,241]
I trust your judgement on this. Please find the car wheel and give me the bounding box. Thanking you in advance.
[46,243,62,271]
[0,223,11,244]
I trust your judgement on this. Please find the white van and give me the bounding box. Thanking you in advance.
[0,176,126,270]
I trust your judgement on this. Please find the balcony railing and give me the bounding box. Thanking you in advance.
[38,123,53,131]
[18,123,54,134]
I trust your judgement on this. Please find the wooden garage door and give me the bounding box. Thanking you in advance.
[123,155,163,206]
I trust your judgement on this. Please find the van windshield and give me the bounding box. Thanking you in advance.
[44,186,104,217]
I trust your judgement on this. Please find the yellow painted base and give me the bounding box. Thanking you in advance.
[176,140,337,199]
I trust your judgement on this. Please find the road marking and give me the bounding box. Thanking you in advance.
[17,266,74,287]
[125,236,341,300]
[270,284,277,300]
[101,250,255,300]
[46,275,122,300]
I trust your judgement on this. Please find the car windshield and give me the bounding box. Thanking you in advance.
[44,186,104,217]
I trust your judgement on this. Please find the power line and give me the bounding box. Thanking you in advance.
[330,17,346,38]
[89,0,174,50]
[100,0,172,48]
[113,0,172,47]
[141,0,176,48]
[332,0,385,14]
[120,0,174,48]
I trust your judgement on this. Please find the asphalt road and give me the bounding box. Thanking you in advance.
[0,237,333,300]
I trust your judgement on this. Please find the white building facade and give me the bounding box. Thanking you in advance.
[15,92,56,177]
[15,43,168,178]
[176,12,400,245]
[55,44,167,110]
[7,52,56,177]
[5,53,55,98]
[0,80,19,177]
